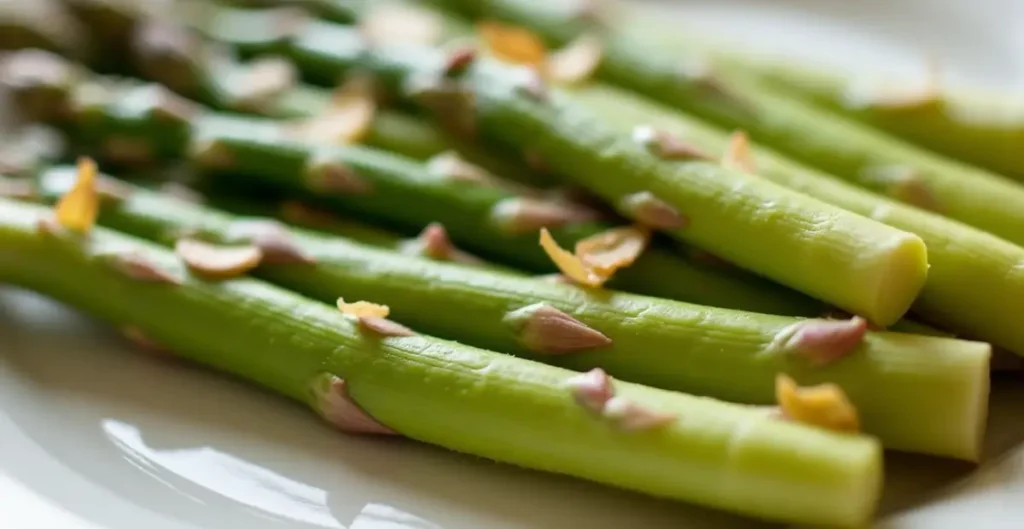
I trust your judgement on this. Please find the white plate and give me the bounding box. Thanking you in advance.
[3,1,1024,527]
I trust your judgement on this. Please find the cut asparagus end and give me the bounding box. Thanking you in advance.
[862,231,929,327]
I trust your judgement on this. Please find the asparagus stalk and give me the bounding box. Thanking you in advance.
[146,5,930,325]
[280,28,932,326]
[706,52,1024,181]
[36,5,930,324]
[210,193,512,270]
[423,0,1024,248]
[566,84,1024,356]
[28,166,991,460]
[193,114,829,315]
[2,51,829,318]
[271,83,555,188]
[0,196,883,527]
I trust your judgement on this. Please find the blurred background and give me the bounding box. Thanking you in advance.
[633,0,1024,90]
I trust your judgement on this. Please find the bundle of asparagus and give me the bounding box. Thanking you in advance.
[3,0,1023,526]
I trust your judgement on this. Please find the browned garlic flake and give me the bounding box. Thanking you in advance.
[291,75,377,145]
[722,131,757,174]
[538,228,607,287]
[337,298,415,337]
[477,21,548,67]
[337,297,391,319]
[54,157,99,234]
[545,33,603,85]
[575,226,650,275]
[775,374,859,433]
[175,238,263,279]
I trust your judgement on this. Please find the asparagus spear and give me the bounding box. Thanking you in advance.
[136,5,929,324]
[1,51,829,317]
[422,0,1024,248]
[279,27,932,326]
[211,194,510,269]
[0,196,883,527]
[271,83,555,188]
[706,51,1024,181]
[566,84,1024,356]
[27,165,991,460]
[36,6,928,324]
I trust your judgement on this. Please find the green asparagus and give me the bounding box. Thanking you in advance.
[210,193,510,269]
[0,196,884,527]
[271,83,555,188]
[566,83,1024,356]
[134,5,931,324]
[27,166,992,460]
[708,52,1024,181]
[1,50,829,317]
[39,5,931,325]
[282,27,932,326]
[424,0,1024,247]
